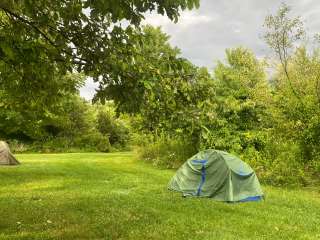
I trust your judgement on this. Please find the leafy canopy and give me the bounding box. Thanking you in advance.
[0,0,200,103]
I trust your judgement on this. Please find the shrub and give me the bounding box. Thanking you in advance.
[137,134,197,168]
[241,139,311,187]
[97,136,111,152]
[7,139,30,153]
[96,108,130,147]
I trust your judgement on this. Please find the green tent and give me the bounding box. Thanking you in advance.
[168,149,263,202]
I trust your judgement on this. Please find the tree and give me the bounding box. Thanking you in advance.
[263,4,320,163]
[201,47,270,152]
[271,47,320,162]
[0,1,200,105]
[96,103,130,146]
[0,73,85,140]
[93,25,200,114]
[105,25,218,152]
[108,26,210,134]
[263,2,305,100]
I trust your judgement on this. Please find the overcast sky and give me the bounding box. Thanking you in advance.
[80,0,320,100]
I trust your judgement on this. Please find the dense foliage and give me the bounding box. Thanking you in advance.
[133,5,320,186]
[0,2,319,186]
[0,0,198,152]
[0,0,199,107]
[0,87,130,152]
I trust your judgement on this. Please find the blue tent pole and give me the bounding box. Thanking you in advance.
[192,159,208,196]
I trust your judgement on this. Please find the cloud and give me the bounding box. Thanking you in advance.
[141,0,320,68]
[79,77,98,100]
[143,10,214,28]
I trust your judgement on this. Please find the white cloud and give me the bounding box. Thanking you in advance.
[141,0,320,69]
[143,10,214,28]
[79,77,98,100]
[176,11,213,27]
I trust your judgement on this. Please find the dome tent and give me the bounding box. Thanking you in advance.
[0,141,20,165]
[168,149,263,202]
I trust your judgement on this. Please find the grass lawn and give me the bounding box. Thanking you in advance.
[0,152,319,240]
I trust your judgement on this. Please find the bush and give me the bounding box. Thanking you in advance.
[97,137,111,152]
[96,107,130,147]
[7,132,112,153]
[7,139,30,153]
[241,139,312,187]
[137,134,197,168]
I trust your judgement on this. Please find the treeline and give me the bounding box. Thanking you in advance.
[0,87,130,152]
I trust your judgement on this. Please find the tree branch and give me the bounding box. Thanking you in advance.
[0,6,89,66]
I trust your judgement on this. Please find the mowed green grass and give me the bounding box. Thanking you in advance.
[0,153,319,240]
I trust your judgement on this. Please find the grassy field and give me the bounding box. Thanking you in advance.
[0,153,319,240]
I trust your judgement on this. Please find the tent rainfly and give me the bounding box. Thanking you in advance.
[168,149,263,202]
[0,141,20,165]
